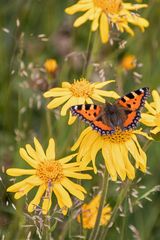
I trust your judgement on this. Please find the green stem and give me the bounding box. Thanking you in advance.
[58,214,74,240]
[46,108,52,138]
[43,215,51,240]
[100,181,131,240]
[120,198,127,240]
[82,30,95,76]
[88,170,109,240]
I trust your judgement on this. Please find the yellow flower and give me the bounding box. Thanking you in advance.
[6,138,92,215]
[65,0,149,43]
[77,194,111,229]
[121,55,137,71]
[43,78,119,117]
[44,59,58,74]
[72,127,151,181]
[141,90,160,134]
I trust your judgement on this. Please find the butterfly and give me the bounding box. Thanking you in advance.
[71,87,150,135]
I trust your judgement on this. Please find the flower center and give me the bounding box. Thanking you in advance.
[70,78,94,98]
[37,161,64,183]
[103,127,133,143]
[93,0,122,14]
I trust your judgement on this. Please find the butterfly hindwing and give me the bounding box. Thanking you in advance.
[71,104,113,134]
[123,110,140,129]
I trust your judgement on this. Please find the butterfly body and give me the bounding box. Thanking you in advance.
[71,87,150,135]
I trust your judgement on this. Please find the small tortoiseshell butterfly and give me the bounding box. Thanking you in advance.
[71,87,150,135]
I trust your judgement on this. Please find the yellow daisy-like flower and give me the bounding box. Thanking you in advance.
[43,78,119,117]
[121,54,137,71]
[44,59,58,74]
[72,127,151,181]
[6,138,92,215]
[141,90,160,134]
[77,194,111,229]
[65,0,149,43]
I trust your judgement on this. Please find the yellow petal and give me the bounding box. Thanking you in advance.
[43,90,71,98]
[34,138,46,161]
[121,23,134,36]
[86,97,93,104]
[19,148,37,168]
[80,152,93,171]
[53,183,72,208]
[91,93,106,103]
[94,89,120,99]
[119,144,135,180]
[71,127,92,151]
[28,184,46,212]
[46,138,55,160]
[63,162,79,168]
[58,153,77,164]
[110,144,126,181]
[6,168,36,176]
[68,113,77,125]
[74,9,94,27]
[63,170,92,179]
[123,3,148,10]
[61,178,85,200]
[94,80,115,89]
[61,96,84,116]
[125,138,146,172]
[134,129,152,140]
[91,9,101,31]
[65,2,93,15]
[77,130,98,162]
[102,143,117,181]
[63,178,87,193]
[100,12,109,43]
[42,191,52,215]
[25,144,39,161]
[62,82,71,88]
[152,90,160,113]
[53,187,68,215]
[47,95,71,109]
[151,126,160,134]
[14,184,34,199]
[141,113,156,127]
[90,137,103,173]
[132,135,147,172]
[145,101,156,115]
[7,175,40,192]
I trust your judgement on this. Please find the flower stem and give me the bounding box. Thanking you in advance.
[46,108,52,138]
[82,30,95,76]
[120,198,127,240]
[100,180,131,240]
[43,215,51,240]
[59,214,74,240]
[88,170,109,240]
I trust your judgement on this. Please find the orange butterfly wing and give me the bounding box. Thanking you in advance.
[117,87,150,129]
[71,88,150,134]
[71,104,113,134]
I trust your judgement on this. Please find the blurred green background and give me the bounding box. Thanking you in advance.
[0,0,160,239]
